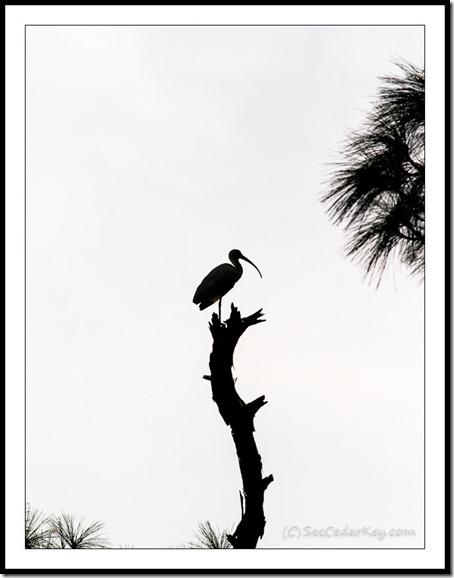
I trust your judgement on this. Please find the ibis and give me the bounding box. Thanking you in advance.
[193,249,262,319]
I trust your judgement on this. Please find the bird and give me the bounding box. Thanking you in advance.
[193,249,262,320]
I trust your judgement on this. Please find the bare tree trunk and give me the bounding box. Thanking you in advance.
[203,304,273,549]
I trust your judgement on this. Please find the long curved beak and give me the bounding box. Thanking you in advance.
[240,255,262,278]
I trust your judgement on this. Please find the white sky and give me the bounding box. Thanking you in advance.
[24,23,426,551]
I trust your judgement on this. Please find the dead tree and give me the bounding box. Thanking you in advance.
[203,303,273,549]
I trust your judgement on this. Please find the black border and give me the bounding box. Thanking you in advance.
[12,5,450,574]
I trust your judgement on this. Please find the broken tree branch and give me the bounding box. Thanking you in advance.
[205,303,273,549]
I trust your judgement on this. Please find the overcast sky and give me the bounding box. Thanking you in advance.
[25,24,425,550]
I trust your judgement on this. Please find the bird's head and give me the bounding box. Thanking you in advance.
[229,249,262,278]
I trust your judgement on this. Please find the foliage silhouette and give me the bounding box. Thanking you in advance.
[25,504,110,549]
[48,512,110,549]
[179,521,233,549]
[322,60,424,285]
[25,504,53,549]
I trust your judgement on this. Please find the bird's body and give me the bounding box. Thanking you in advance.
[193,261,242,310]
[193,249,262,316]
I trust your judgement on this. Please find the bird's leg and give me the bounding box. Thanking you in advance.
[218,297,222,321]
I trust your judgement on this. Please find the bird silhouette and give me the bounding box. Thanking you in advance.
[193,249,262,319]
